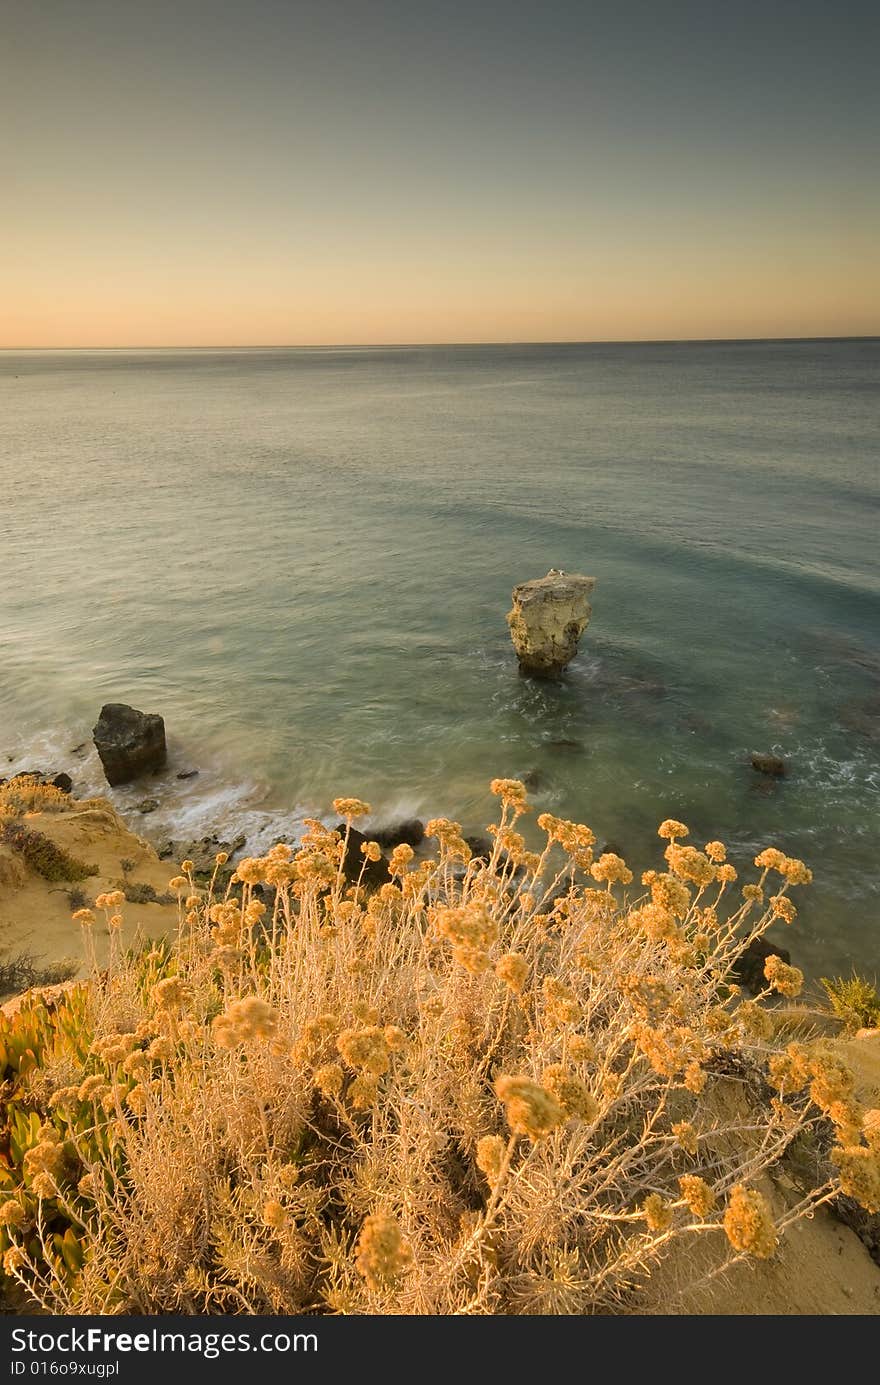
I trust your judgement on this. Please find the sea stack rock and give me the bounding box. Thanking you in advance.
[507,570,596,678]
[92,703,167,786]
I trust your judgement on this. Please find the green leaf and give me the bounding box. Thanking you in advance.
[60,1229,84,1273]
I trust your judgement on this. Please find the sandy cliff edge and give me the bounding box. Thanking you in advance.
[0,794,181,983]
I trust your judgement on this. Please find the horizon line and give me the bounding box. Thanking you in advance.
[2,332,878,353]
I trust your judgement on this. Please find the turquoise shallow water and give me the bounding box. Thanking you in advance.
[1,339,878,977]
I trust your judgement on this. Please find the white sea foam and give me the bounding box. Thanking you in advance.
[2,726,310,857]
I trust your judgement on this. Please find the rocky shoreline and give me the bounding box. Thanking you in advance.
[0,763,795,1007]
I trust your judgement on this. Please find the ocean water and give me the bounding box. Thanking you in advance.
[1,339,878,978]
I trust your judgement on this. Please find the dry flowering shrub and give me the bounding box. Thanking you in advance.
[355,1213,413,1290]
[679,1175,716,1218]
[496,1075,565,1141]
[333,798,371,820]
[832,1146,880,1214]
[476,1135,508,1187]
[313,1063,344,1098]
[671,1120,699,1156]
[213,997,278,1048]
[0,776,71,816]
[1,782,875,1316]
[642,1193,673,1233]
[435,901,498,974]
[337,1026,392,1077]
[722,1185,777,1259]
[540,1065,597,1122]
[591,853,633,887]
[763,954,803,998]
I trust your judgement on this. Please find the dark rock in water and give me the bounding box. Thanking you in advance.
[136,798,160,815]
[601,841,624,858]
[183,838,224,874]
[586,661,669,707]
[548,738,584,752]
[93,704,167,786]
[464,834,493,861]
[732,937,792,995]
[158,832,246,873]
[751,753,787,777]
[615,675,667,699]
[334,824,391,888]
[371,818,425,849]
[521,767,547,792]
[176,769,199,780]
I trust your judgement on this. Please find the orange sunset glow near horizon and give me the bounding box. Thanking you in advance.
[2,0,878,349]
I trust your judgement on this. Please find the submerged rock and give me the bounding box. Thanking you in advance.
[157,832,246,872]
[521,767,547,792]
[751,753,787,777]
[371,819,425,849]
[93,704,167,787]
[507,570,595,678]
[464,833,493,861]
[609,673,667,699]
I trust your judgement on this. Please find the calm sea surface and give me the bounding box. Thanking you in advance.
[1,340,878,977]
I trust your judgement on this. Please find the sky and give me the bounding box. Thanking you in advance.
[1,0,878,346]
